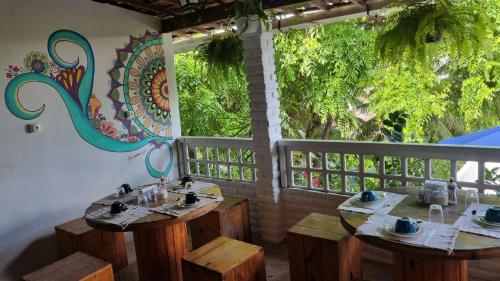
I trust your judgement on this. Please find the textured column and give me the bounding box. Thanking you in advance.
[241,21,286,242]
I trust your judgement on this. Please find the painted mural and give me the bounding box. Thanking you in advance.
[3,29,173,178]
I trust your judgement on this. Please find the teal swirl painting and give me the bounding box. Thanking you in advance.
[4,29,173,178]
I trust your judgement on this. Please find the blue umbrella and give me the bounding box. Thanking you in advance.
[439,126,500,147]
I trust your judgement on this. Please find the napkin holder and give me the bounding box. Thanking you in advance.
[417,180,448,206]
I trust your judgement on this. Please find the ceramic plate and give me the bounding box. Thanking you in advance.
[385,224,423,238]
[475,216,500,227]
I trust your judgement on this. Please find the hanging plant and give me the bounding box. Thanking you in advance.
[195,32,244,82]
[374,0,489,65]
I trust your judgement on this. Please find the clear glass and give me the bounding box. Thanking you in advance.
[137,193,149,207]
[464,190,479,207]
[428,204,444,223]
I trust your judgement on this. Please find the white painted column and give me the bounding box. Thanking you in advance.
[241,21,286,242]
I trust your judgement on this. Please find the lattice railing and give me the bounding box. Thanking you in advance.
[177,137,256,183]
[278,140,500,194]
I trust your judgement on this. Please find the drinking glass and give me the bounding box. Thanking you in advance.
[137,193,149,207]
[428,204,444,224]
[464,190,479,208]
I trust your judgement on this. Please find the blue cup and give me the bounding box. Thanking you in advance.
[395,217,419,234]
[485,206,500,223]
[360,191,378,202]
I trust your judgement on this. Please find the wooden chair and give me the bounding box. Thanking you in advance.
[22,251,113,281]
[287,212,362,281]
[189,195,251,249]
[182,236,266,281]
[55,217,128,271]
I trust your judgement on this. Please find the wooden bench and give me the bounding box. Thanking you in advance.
[182,236,266,281]
[288,212,362,281]
[189,195,251,249]
[55,217,128,271]
[22,251,113,281]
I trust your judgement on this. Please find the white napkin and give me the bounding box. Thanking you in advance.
[357,214,460,254]
[150,195,223,217]
[454,203,500,239]
[85,205,152,229]
[338,192,408,215]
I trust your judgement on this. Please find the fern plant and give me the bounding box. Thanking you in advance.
[195,32,244,83]
[375,0,489,65]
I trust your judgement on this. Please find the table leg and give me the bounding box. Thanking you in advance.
[133,222,188,281]
[393,252,468,281]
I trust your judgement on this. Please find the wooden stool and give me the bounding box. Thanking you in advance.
[182,236,266,281]
[55,217,128,271]
[22,251,113,281]
[287,212,362,281]
[189,195,251,249]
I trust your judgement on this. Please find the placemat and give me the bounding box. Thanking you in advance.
[454,203,500,239]
[85,205,152,229]
[94,191,140,206]
[169,181,215,194]
[356,213,460,254]
[338,192,407,215]
[150,196,223,217]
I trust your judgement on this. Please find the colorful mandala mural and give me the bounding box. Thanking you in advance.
[3,29,173,178]
[107,31,172,142]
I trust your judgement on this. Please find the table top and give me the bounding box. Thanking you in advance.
[85,183,222,232]
[340,187,500,259]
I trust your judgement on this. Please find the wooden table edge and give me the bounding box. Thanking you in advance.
[339,210,500,260]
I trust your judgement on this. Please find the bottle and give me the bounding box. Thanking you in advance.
[447,177,458,205]
[157,177,168,200]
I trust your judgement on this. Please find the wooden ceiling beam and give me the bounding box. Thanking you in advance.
[92,0,181,17]
[161,0,313,33]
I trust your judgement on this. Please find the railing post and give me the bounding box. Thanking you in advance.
[241,20,286,242]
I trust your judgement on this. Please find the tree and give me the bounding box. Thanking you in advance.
[175,53,251,137]
[274,21,376,139]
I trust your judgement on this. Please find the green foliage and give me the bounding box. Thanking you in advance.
[175,52,251,137]
[381,110,409,142]
[375,0,490,66]
[486,167,500,185]
[195,33,244,84]
[176,0,499,145]
[274,21,376,139]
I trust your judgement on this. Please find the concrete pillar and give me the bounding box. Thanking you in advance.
[241,21,286,242]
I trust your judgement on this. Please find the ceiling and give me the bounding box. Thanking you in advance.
[91,0,405,37]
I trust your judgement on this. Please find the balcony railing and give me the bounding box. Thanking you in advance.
[177,137,256,183]
[278,140,500,194]
[177,137,500,194]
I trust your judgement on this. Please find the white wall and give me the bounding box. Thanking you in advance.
[0,0,180,279]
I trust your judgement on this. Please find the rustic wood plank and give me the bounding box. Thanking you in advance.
[55,218,128,271]
[190,195,251,249]
[22,252,113,281]
[182,236,266,281]
[133,221,188,281]
[287,213,362,281]
[392,252,468,281]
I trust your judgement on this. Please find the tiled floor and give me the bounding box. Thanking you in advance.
[115,238,394,281]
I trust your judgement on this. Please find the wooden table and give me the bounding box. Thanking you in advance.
[85,184,222,281]
[340,187,500,281]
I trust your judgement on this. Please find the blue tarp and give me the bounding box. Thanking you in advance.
[439,126,500,147]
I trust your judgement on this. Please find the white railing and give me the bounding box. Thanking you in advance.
[177,137,256,183]
[278,140,500,194]
[177,137,500,194]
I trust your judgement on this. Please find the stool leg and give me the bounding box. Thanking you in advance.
[133,222,188,281]
[393,252,468,281]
